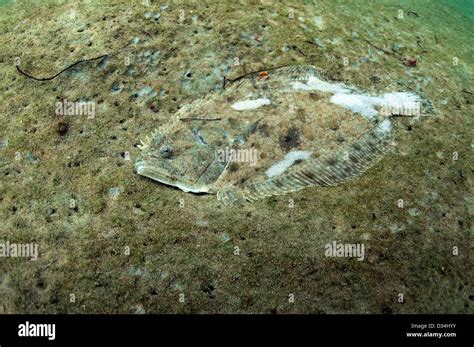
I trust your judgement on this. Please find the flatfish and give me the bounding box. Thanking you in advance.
[135,66,435,205]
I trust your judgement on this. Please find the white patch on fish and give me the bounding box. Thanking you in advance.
[231,98,271,111]
[331,92,422,120]
[266,150,312,177]
[290,76,350,93]
[291,76,422,120]
[330,93,380,119]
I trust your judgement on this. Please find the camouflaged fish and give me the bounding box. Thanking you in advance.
[135,66,435,205]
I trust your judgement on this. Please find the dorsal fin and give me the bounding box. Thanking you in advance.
[224,65,329,88]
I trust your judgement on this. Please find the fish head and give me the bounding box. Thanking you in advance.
[135,123,229,193]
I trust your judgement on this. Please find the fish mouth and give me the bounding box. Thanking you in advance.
[135,161,209,194]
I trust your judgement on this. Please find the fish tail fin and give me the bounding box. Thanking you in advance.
[419,96,436,116]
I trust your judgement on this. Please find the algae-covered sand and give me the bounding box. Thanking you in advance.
[0,0,472,313]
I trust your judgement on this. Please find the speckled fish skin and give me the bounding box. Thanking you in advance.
[135,65,435,205]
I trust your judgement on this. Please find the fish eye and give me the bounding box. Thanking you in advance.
[159,145,173,158]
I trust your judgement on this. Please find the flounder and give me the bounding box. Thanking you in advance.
[135,66,435,205]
